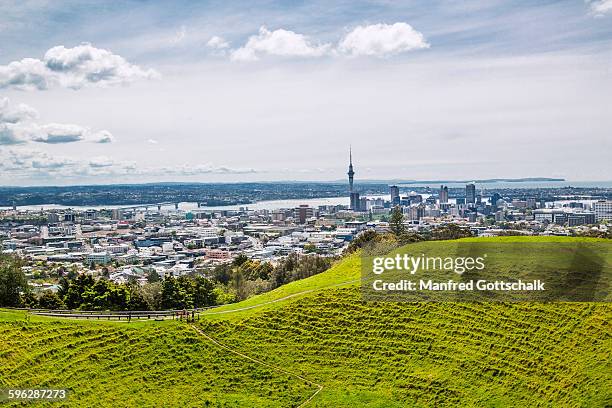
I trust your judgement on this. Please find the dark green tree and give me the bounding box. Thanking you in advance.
[38,290,64,310]
[19,292,38,308]
[431,224,473,240]
[192,276,216,307]
[232,254,248,267]
[127,285,149,310]
[0,255,28,307]
[389,206,406,237]
[146,270,161,283]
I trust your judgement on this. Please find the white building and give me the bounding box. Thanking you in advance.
[86,252,112,265]
[593,200,612,222]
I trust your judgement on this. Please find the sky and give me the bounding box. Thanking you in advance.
[0,0,611,186]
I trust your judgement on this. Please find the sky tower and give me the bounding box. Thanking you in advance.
[348,146,355,194]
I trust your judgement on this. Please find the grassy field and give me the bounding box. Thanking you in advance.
[0,312,316,407]
[1,236,611,407]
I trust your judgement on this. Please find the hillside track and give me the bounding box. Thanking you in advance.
[199,279,359,316]
[190,324,323,407]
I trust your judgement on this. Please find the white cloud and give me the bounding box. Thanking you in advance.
[0,148,254,182]
[0,44,160,90]
[89,156,115,168]
[0,124,27,145]
[31,123,85,144]
[207,35,230,50]
[589,0,612,15]
[147,138,159,144]
[0,96,38,123]
[161,164,256,175]
[231,26,331,61]
[91,130,114,144]
[173,25,187,44]
[338,23,429,57]
[0,149,75,172]
[0,97,114,145]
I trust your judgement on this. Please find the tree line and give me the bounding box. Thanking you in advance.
[0,252,335,310]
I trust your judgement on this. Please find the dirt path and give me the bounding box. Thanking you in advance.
[190,324,323,407]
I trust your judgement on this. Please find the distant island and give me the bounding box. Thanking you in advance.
[359,177,566,184]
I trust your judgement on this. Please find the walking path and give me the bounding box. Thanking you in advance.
[199,279,359,316]
[190,324,323,407]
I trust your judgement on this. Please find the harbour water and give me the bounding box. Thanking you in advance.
[2,180,610,212]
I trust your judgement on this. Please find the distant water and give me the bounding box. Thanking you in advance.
[0,197,354,212]
[2,181,610,211]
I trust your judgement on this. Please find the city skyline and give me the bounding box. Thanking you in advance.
[1,1,611,185]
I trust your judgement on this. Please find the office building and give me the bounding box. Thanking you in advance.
[439,185,448,204]
[466,183,476,204]
[390,185,400,206]
[594,200,612,221]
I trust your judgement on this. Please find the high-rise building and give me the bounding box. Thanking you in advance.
[466,183,476,204]
[295,205,315,224]
[594,200,612,221]
[390,185,400,206]
[439,185,449,204]
[490,193,501,209]
[350,192,360,211]
[526,197,537,209]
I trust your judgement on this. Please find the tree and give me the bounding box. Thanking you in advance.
[389,206,406,237]
[344,230,394,254]
[38,291,64,310]
[161,277,181,309]
[127,285,149,310]
[431,224,473,240]
[20,292,38,308]
[140,282,162,310]
[191,276,216,308]
[232,254,248,267]
[303,243,317,253]
[146,269,161,283]
[0,255,28,307]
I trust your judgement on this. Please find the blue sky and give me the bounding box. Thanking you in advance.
[0,0,611,185]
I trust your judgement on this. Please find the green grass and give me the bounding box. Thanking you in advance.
[0,313,316,407]
[200,288,611,407]
[1,236,611,407]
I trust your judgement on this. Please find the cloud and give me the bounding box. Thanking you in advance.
[231,26,331,61]
[589,0,612,15]
[0,124,27,145]
[89,156,114,168]
[0,149,75,172]
[227,23,428,61]
[0,97,38,123]
[92,130,114,144]
[0,97,114,145]
[0,148,255,182]
[0,44,160,90]
[338,23,429,57]
[31,123,85,144]
[173,25,187,44]
[147,138,159,144]
[207,36,230,50]
[161,164,257,175]
[0,149,135,179]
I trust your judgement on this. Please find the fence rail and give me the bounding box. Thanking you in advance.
[6,305,219,321]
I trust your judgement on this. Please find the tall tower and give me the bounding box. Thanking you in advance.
[348,147,360,211]
[348,146,355,194]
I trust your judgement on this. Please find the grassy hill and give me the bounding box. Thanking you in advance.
[1,237,611,407]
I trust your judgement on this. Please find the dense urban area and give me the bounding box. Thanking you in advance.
[1,159,611,311]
